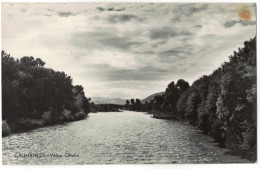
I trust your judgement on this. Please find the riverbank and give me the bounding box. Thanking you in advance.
[2,111,87,137]
[152,112,175,119]
[152,112,256,162]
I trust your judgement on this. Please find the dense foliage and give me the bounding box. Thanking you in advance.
[151,37,257,161]
[2,51,91,135]
[91,103,123,112]
[124,98,154,112]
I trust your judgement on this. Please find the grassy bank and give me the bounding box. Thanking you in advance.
[2,110,87,136]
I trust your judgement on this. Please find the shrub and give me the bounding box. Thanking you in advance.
[62,109,73,121]
[2,120,11,136]
[74,112,86,120]
[41,111,52,124]
[19,118,44,131]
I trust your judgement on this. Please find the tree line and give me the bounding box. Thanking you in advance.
[2,51,91,136]
[149,37,256,161]
[90,103,123,112]
[124,98,154,112]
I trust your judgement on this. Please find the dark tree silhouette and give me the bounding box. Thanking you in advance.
[2,51,91,135]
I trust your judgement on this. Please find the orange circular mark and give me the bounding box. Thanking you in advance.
[236,5,252,21]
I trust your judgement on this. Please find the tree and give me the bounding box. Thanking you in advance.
[130,98,135,111]
[135,98,142,111]
[161,81,179,115]
[185,91,200,125]
[2,51,19,120]
[125,100,130,110]
[73,85,91,114]
[149,37,257,160]
[176,79,190,93]
[1,51,90,124]
[176,90,189,120]
[153,94,164,113]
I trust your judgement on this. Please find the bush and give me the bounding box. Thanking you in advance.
[19,118,44,131]
[2,120,11,136]
[62,109,73,121]
[74,112,86,120]
[41,111,52,124]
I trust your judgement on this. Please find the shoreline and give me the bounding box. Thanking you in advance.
[2,113,88,137]
[152,112,256,162]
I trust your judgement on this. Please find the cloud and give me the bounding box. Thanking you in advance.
[149,27,191,40]
[181,3,208,16]
[57,12,75,17]
[70,29,117,50]
[96,6,125,12]
[107,7,114,11]
[96,7,105,12]
[20,8,27,12]
[158,47,191,57]
[91,64,168,82]
[107,14,144,23]
[140,66,168,73]
[171,4,208,22]
[114,8,125,12]
[1,3,257,99]
[223,20,256,28]
[156,47,193,63]
[194,25,203,28]
[46,8,55,12]
[71,29,143,52]
[151,40,167,48]
[99,36,142,50]
[185,4,208,16]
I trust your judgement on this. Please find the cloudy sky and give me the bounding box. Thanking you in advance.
[2,3,256,99]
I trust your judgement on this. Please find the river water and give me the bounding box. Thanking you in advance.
[2,111,249,164]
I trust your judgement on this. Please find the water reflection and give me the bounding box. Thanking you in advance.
[2,111,249,164]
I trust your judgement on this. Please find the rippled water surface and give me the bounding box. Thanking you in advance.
[2,111,249,164]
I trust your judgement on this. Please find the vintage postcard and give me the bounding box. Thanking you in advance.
[1,2,257,165]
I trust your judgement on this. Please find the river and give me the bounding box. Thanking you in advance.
[2,111,250,164]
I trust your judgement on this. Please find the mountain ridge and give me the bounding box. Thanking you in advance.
[141,92,164,104]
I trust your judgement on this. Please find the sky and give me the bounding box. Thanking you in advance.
[1,3,256,99]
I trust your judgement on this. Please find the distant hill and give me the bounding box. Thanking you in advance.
[90,97,126,105]
[141,92,164,104]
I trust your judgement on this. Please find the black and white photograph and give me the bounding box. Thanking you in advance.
[1,1,258,166]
